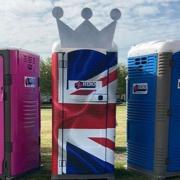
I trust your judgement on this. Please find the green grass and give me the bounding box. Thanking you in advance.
[21,106,147,179]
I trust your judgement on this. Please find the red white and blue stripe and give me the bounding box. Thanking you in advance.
[52,49,117,175]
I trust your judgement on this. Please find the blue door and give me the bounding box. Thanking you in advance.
[127,54,157,171]
[168,52,180,172]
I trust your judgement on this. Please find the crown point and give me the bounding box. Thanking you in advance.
[52,7,64,19]
[81,8,93,20]
[110,9,121,21]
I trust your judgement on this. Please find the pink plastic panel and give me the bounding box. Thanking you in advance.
[10,50,40,176]
[0,56,4,175]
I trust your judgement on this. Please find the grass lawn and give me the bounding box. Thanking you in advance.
[20,105,146,180]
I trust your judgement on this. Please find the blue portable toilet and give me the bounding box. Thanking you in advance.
[127,40,180,179]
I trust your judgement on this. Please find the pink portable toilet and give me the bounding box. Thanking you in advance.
[0,49,40,179]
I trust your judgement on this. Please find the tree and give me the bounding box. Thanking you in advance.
[40,58,51,95]
[117,63,127,97]
[39,58,127,99]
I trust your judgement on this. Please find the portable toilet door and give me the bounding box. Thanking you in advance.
[167,50,180,173]
[0,56,4,176]
[51,6,121,180]
[127,40,180,179]
[52,47,118,179]
[0,49,40,179]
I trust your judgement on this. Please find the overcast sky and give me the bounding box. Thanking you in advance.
[0,0,180,64]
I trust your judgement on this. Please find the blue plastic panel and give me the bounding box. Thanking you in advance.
[168,52,180,172]
[66,143,114,174]
[67,50,117,80]
[127,54,157,171]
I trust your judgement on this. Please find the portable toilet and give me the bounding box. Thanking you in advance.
[51,7,121,180]
[127,40,180,179]
[0,49,40,179]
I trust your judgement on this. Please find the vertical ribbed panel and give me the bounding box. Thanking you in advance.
[154,103,168,169]
[158,54,171,76]
[127,54,157,171]
[154,52,172,176]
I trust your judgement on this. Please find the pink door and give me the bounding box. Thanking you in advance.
[0,56,4,174]
[10,50,40,176]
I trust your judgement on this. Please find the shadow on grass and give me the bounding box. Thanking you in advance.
[18,148,51,180]
[41,147,52,154]
[41,104,52,109]
[18,147,148,180]
[115,146,126,154]
[115,163,147,180]
[115,147,147,180]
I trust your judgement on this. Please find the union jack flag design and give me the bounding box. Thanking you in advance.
[52,49,117,175]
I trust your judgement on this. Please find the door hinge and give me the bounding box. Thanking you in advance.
[5,142,13,153]
[38,77,40,87]
[3,91,7,101]
[3,159,10,176]
[3,159,8,170]
[39,136,41,145]
[59,160,66,167]
[4,74,12,86]
[59,60,67,68]
[59,53,67,68]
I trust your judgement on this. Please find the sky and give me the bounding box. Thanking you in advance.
[0,0,180,64]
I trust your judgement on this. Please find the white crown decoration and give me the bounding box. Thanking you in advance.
[52,7,121,49]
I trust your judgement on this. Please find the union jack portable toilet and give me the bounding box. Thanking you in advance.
[0,49,40,179]
[51,7,121,180]
[127,40,180,179]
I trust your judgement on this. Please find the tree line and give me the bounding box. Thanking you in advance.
[40,58,127,98]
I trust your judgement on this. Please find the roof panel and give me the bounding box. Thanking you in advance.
[128,40,180,57]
